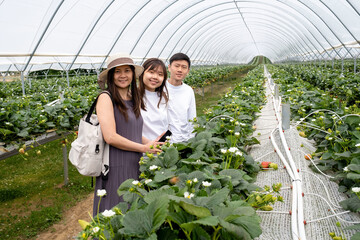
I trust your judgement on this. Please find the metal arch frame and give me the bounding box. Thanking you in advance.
[179,2,328,64]
[319,0,360,45]
[66,0,115,71]
[139,0,206,64]
[233,0,260,55]
[237,0,343,60]
[244,16,323,59]
[278,0,352,59]
[184,6,311,63]
[183,13,308,64]
[175,15,292,63]
[220,42,280,63]
[193,28,246,64]
[187,25,244,63]
[172,14,241,62]
[246,31,306,61]
[195,29,249,64]
[22,0,65,73]
[196,28,296,64]
[99,0,152,69]
[156,6,236,59]
[245,17,317,58]
[170,0,310,63]
[346,0,360,17]
[199,27,301,63]
[129,0,179,55]
[242,9,330,59]
[248,26,308,60]
[237,1,335,60]
[209,31,303,64]
[193,28,295,65]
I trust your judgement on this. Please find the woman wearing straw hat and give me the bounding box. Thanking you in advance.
[93,53,161,215]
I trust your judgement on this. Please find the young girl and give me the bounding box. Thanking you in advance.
[139,58,169,140]
[93,54,161,215]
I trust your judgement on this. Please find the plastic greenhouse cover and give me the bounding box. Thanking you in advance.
[0,0,359,73]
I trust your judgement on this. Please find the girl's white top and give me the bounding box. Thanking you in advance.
[166,80,196,143]
[141,89,169,140]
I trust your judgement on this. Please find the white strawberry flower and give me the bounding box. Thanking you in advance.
[102,209,115,218]
[97,189,106,197]
[149,165,159,171]
[202,181,211,187]
[144,179,152,184]
[184,191,195,199]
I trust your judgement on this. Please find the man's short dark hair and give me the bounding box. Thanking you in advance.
[169,53,191,68]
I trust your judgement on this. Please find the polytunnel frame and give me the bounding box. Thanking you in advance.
[159,0,339,64]
[191,27,249,64]
[237,0,342,60]
[181,8,313,63]
[245,23,310,61]
[242,8,333,60]
[5,0,360,81]
[155,7,237,60]
[244,15,325,60]
[170,11,306,63]
[170,13,242,63]
[281,0,358,59]
[128,1,180,56]
[162,5,309,63]
[98,0,152,70]
[139,1,234,64]
[203,30,300,64]
[191,27,281,64]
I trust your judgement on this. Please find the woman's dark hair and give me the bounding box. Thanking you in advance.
[106,65,142,121]
[139,58,168,109]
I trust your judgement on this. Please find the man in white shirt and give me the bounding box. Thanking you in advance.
[166,53,196,143]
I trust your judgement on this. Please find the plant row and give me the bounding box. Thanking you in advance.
[184,65,255,88]
[0,65,251,145]
[77,66,283,240]
[277,64,360,107]
[267,65,360,228]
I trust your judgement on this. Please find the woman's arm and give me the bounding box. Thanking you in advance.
[96,93,160,153]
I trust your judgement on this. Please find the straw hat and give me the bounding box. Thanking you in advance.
[98,53,144,89]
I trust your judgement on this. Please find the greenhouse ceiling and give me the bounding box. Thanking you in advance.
[0,0,359,73]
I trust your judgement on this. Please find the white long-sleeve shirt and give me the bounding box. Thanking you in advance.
[166,80,196,143]
[141,90,169,141]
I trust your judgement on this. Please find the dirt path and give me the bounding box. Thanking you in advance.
[36,193,94,240]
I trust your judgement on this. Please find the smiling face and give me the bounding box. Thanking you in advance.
[113,65,133,89]
[168,60,190,85]
[142,65,165,92]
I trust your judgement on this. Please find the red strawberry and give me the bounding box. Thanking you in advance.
[261,161,271,169]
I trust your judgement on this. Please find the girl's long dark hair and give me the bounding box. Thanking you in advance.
[106,66,142,121]
[139,58,168,110]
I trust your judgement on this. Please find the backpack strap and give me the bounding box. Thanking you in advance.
[85,91,112,124]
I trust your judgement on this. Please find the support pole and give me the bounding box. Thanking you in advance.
[66,70,70,88]
[62,143,69,185]
[354,57,357,73]
[282,104,290,130]
[21,71,25,96]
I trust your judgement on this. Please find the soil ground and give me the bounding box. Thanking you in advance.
[36,193,93,240]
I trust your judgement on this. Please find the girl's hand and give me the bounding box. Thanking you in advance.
[144,140,163,154]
